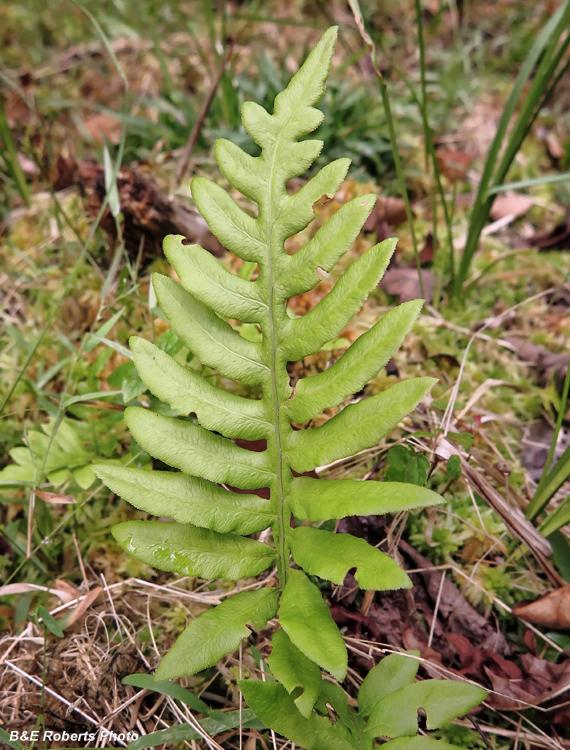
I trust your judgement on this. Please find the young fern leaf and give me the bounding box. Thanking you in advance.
[93,25,486,749]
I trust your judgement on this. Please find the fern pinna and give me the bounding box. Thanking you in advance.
[94,27,485,750]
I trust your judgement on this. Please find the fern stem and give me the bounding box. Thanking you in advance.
[264,225,288,587]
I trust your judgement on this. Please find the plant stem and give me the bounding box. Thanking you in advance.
[349,0,424,298]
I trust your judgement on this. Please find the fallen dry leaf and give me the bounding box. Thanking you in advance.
[407,233,434,267]
[0,583,76,604]
[67,586,103,625]
[489,192,534,220]
[436,150,472,182]
[380,268,434,303]
[364,196,409,243]
[35,490,76,505]
[529,213,570,250]
[506,333,568,391]
[83,112,122,144]
[54,579,80,600]
[513,584,570,629]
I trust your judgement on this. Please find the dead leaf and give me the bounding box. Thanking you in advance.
[364,196,409,242]
[505,334,568,392]
[529,214,570,250]
[436,150,472,182]
[54,579,80,600]
[0,583,75,604]
[543,130,564,160]
[407,233,434,267]
[67,586,103,625]
[521,419,570,482]
[83,113,122,144]
[17,153,39,176]
[399,538,510,652]
[380,268,434,303]
[35,490,76,505]
[513,585,570,629]
[490,192,534,220]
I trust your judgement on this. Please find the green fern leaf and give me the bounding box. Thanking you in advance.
[238,680,355,750]
[268,629,322,718]
[279,568,346,681]
[288,526,411,590]
[93,465,274,534]
[358,652,419,718]
[156,588,278,680]
[381,739,464,750]
[365,680,488,740]
[287,477,443,522]
[93,24,486,747]
[112,520,276,578]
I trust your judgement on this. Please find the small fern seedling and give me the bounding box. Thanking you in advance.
[94,27,485,750]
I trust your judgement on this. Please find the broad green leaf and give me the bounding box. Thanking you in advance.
[548,530,570,581]
[125,407,274,490]
[287,478,443,521]
[281,240,395,361]
[276,159,351,240]
[192,177,264,263]
[385,445,430,486]
[239,678,356,750]
[289,526,410,590]
[163,234,267,323]
[93,465,276,535]
[281,194,377,297]
[215,137,267,204]
[112,520,276,579]
[153,274,268,386]
[365,680,488,739]
[37,605,64,638]
[122,673,210,714]
[268,629,322,718]
[155,588,279,679]
[286,378,438,473]
[127,710,261,750]
[279,568,347,681]
[358,652,419,717]
[285,299,423,424]
[241,27,337,150]
[315,681,351,726]
[381,738,463,750]
[446,455,462,481]
[130,336,270,440]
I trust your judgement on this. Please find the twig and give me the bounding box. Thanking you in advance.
[174,45,233,187]
[468,714,496,750]
[427,570,446,648]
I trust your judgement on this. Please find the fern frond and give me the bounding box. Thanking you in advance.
[94,24,485,748]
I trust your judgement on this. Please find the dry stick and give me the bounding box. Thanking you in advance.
[427,570,446,648]
[72,531,89,588]
[174,45,233,187]
[467,714,495,750]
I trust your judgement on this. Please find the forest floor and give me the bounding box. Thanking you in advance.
[1,1,570,748]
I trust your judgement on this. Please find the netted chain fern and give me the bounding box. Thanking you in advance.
[94,27,485,750]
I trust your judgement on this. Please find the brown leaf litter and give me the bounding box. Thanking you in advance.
[513,585,570,630]
[0,577,262,748]
[53,156,223,262]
